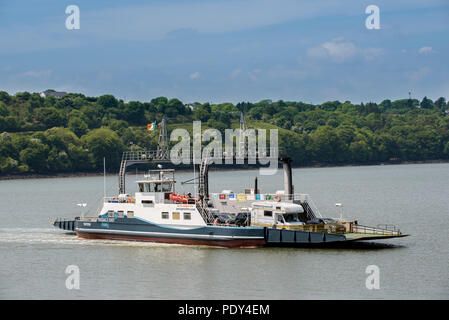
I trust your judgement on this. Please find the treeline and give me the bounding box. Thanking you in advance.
[0,90,448,175]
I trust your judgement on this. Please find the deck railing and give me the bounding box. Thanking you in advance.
[104,196,135,203]
[122,150,159,161]
[352,224,401,236]
[121,148,284,162]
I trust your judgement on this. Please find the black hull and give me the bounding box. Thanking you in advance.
[52,217,353,248]
[74,217,267,248]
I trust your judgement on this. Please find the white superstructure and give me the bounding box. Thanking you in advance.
[100,169,207,227]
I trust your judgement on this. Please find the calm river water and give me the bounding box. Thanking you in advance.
[0,163,448,299]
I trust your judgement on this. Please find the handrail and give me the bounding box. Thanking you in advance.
[293,194,323,218]
[121,148,285,162]
[352,224,401,236]
[104,196,135,203]
[122,150,159,161]
[376,224,400,233]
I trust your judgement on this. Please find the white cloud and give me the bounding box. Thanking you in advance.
[418,46,434,54]
[189,72,200,80]
[307,38,382,63]
[230,69,242,79]
[307,38,357,62]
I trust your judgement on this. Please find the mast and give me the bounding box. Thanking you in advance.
[103,157,106,198]
[157,118,169,160]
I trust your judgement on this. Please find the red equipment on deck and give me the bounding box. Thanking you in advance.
[169,193,198,203]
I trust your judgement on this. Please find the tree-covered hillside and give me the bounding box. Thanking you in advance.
[0,90,448,175]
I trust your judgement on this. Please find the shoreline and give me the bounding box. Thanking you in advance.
[0,159,448,181]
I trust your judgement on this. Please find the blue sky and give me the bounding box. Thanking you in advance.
[0,0,448,104]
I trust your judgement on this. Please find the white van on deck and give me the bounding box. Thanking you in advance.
[250,201,305,229]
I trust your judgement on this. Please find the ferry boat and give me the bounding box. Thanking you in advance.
[52,160,408,248]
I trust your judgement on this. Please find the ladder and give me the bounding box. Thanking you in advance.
[195,201,214,225]
[118,160,127,194]
[198,157,209,197]
[301,200,317,220]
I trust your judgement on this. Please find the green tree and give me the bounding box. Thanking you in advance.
[19,141,49,172]
[34,107,65,128]
[0,157,19,173]
[82,128,124,170]
[0,102,8,116]
[0,91,11,104]
[97,94,118,109]
[47,148,72,172]
[67,143,90,171]
[420,96,433,109]
[435,97,446,109]
[124,101,145,124]
[68,117,88,137]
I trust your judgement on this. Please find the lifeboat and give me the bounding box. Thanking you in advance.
[169,193,199,203]
[169,193,188,203]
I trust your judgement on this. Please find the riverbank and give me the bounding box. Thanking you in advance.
[1,159,448,181]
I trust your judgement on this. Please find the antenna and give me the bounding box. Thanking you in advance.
[103,157,106,198]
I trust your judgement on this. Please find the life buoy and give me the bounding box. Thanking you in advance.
[275,195,281,202]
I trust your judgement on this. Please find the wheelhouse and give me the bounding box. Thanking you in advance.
[137,169,176,194]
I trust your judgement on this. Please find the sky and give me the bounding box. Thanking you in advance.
[0,0,448,104]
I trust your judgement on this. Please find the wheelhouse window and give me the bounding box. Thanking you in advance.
[162,182,172,192]
[117,211,124,218]
[283,214,299,222]
[172,212,180,220]
[127,211,134,218]
[139,182,157,192]
[183,212,191,220]
[161,212,169,219]
[108,210,114,218]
